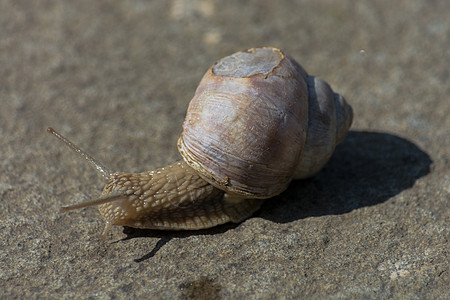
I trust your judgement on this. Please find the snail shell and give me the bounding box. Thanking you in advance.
[178,47,352,198]
[49,47,353,237]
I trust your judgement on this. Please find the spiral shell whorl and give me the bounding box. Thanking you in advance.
[293,76,353,179]
[178,47,353,197]
[178,47,309,199]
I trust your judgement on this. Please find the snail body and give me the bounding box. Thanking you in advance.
[49,47,352,237]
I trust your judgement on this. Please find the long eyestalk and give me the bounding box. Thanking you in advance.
[48,127,126,238]
[47,127,113,179]
[60,192,126,213]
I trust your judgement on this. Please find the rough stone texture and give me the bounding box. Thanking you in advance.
[0,0,448,299]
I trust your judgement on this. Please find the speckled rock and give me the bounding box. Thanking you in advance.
[0,0,448,299]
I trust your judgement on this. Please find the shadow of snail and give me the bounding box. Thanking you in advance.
[123,131,432,262]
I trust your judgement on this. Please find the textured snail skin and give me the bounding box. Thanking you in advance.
[97,161,263,235]
[51,47,352,237]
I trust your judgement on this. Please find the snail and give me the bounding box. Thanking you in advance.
[48,47,353,238]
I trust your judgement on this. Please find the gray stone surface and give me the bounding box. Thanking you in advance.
[0,0,448,298]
